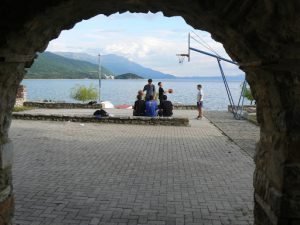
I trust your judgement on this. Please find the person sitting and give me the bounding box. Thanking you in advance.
[145,95,158,117]
[133,95,146,116]
[137,89,144,99]
[159,95,173,117]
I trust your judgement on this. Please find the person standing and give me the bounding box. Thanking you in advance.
[158,81,167,104]
[143,79,155,101]
[196,84,204,119]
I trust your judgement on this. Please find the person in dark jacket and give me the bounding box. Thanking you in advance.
[143,79,155,101]
[159,95,173,117]
[158,81,167,105]
[133,95,146,116]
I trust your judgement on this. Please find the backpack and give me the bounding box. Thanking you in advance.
[93,109,109,117]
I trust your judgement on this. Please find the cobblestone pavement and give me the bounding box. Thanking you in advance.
[11,110,255,225]
[204,111,260,158]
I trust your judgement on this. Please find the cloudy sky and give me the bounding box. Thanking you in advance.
[46,12,243,77]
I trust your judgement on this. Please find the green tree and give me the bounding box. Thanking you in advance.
[242,82,255,105]
[70,84,99,103]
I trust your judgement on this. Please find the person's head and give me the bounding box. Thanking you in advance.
[158,82,162,87]
[138,90,144,96]
[163,95,167,100]
[197,84,202,90]
[137,95,142,100]
[149,95,154,100]
[148,79,152,84]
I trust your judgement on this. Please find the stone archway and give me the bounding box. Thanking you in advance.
[0,1,300,224]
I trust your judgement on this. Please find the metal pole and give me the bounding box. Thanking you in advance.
[189,47,238,65]
[237,80,247,115]
[98,54,101,102]
[188,33,190,62]
[217,59,237,119]
[238,80,247,119]
[237,80,247,108]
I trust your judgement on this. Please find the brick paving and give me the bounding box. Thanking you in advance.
[10,110,255,225]
[204,111,260,158]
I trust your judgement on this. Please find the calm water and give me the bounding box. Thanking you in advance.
[21,79,249,110]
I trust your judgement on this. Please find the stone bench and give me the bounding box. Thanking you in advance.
[12,113,190,127]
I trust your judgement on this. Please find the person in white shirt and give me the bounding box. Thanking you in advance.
[196,84,204,119]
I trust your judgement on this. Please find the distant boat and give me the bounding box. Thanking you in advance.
[101,101,114,109]
[115,104,132,109]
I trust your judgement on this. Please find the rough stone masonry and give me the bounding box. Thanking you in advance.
[0,1,300,225]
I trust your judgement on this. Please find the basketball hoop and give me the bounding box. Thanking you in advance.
[176,54,189,64]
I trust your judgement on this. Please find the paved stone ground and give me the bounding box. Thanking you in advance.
[204,111,260,158]
[13,108,260,157]
[10,109,255,225]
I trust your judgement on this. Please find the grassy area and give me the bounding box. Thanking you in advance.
[13,106,34,112]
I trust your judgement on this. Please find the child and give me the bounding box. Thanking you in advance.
[196,84,204,119]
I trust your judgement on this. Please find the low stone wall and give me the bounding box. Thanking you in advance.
[173,105,197,110]
[12,113,190,127]
[227,105,258,125]
[24,101,197,110]
[242,112,259,125]
[228,105,256,113]
[24,101,102,109]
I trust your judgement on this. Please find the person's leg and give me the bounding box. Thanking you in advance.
[199,101,203,118]
[196,102,201,118]
[199,107,203,118]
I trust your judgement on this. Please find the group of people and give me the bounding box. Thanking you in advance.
[133,79,204,119]
[133,79,173,117]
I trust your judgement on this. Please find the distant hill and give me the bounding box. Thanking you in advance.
[26,52,114,79]
[115,73,143,79]
[54,52,176,79]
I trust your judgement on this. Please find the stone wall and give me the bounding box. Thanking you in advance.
[24,101,196,110]
[12,113,190,127]
[228,105,256,113]
[24,101,102,109]
[173,105,197,110]
[14,85,26,107]
[245,69,300,225]
[0,63,24,225]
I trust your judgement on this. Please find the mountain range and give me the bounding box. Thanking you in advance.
[26,52,114,79]
[54,52,176,79]
[26,51,244,81]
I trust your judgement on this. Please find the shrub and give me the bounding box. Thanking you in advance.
[13,106,34,112]
[70,84,99,103]
[242,83,255,105]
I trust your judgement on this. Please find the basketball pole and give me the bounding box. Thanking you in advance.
[188,32,190,62]
[180,32,246,119]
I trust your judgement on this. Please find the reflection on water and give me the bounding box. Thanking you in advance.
[21,79,250,110]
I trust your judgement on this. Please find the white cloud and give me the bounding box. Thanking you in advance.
[46,12,243,77]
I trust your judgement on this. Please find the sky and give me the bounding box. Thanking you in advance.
[46,12,243,77]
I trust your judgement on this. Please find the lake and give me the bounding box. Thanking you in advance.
[21,79,250,110]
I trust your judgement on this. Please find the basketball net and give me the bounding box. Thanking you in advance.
[176,54,189,65]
